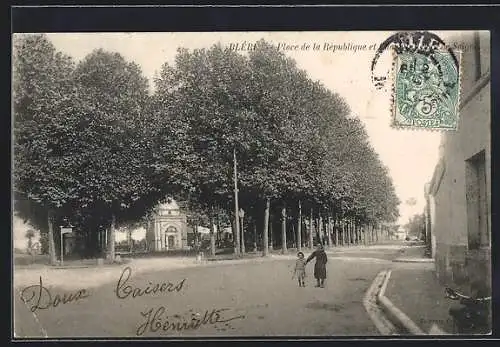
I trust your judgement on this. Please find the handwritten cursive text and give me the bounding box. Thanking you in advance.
[20,276,90,312]
[136,306,246,336]
[115,266,186,300]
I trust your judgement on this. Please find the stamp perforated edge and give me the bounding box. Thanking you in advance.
[389,47,463,132]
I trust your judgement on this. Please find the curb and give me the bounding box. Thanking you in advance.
[392,258,434,263]
[376,270,427,335]
[363,270,398,335]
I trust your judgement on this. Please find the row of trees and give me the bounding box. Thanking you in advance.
[13,34,400,263]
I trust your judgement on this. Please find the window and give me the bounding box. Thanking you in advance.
[478,31,490,78]
[473,31,481,81]
[465,150,489,249]
[473,31,491,81]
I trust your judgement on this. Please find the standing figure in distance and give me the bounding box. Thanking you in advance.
[305,244,328,288]
[293,252,307,287]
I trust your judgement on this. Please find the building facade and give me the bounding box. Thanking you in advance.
[145,199,189,251]
[426,31,491,293]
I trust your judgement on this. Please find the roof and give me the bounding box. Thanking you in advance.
[157,199,180,211]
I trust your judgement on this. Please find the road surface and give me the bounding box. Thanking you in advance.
[13,245,409,338]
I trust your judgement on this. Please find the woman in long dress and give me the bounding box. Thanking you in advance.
[305,244,328,288]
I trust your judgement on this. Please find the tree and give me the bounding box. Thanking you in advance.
[70,49,159,261]
[13,35,401,260]
[25,229,35,250]
[152,39,400,253]
[13,34,76,264]
[14,36,162,262]
[406,212,425,239]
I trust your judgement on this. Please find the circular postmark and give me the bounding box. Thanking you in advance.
[371,31,460,90]
[371,31,461,130]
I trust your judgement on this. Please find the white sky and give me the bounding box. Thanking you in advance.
[38,31,472,225]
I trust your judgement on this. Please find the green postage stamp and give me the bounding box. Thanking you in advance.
[392,50,461,130]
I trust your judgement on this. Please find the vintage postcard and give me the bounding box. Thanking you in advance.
[12,31,491,338]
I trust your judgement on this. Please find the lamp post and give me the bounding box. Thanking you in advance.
[239,208,245,254]
[233,148,241,255]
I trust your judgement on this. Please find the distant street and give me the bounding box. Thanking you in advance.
[14,244,415,338]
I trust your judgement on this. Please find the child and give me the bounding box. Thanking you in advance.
[293,252,307,287]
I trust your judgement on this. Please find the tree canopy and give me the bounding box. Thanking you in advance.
[13,34,400,259]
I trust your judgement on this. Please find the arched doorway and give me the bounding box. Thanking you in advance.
[168,235,175,249]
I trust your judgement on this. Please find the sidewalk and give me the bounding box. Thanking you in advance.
[383,265,457,334]
[392,244,434,263]
[374,244,470,335]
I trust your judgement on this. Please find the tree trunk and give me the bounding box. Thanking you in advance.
[210,215,216,257]
[281,204,287,254]
[318,214,323,246]
[348,221,351,245]
[309,208,314,249]
[269,215,273,250]
[352,222,356,244]
[231,217,236,250]
[327,216,333,247]
[216,213,221,245]
[364,225,367,246]
[108,214,116,262]
[339,219,345,246]
[334,219,338,246]
[47,209,57,265]
[354,222,359,244]
[240,216,245,254]
[346,220,350,245]
[353,220,356,244]
[253,222,258,252]
[297,200,302,252]
[129,228,133,253]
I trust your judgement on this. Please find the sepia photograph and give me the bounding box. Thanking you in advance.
[12,30,491,338]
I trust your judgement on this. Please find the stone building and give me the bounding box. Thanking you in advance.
[425,31,490,293]
[145,199,189,251]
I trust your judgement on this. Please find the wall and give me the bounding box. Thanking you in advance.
[428,31,491,292]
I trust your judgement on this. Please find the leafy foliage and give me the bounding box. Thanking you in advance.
[13,35,401,256]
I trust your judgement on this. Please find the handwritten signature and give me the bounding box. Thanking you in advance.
[20,276,90,312]
[115,266,186,300]
[136,306,245,336]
